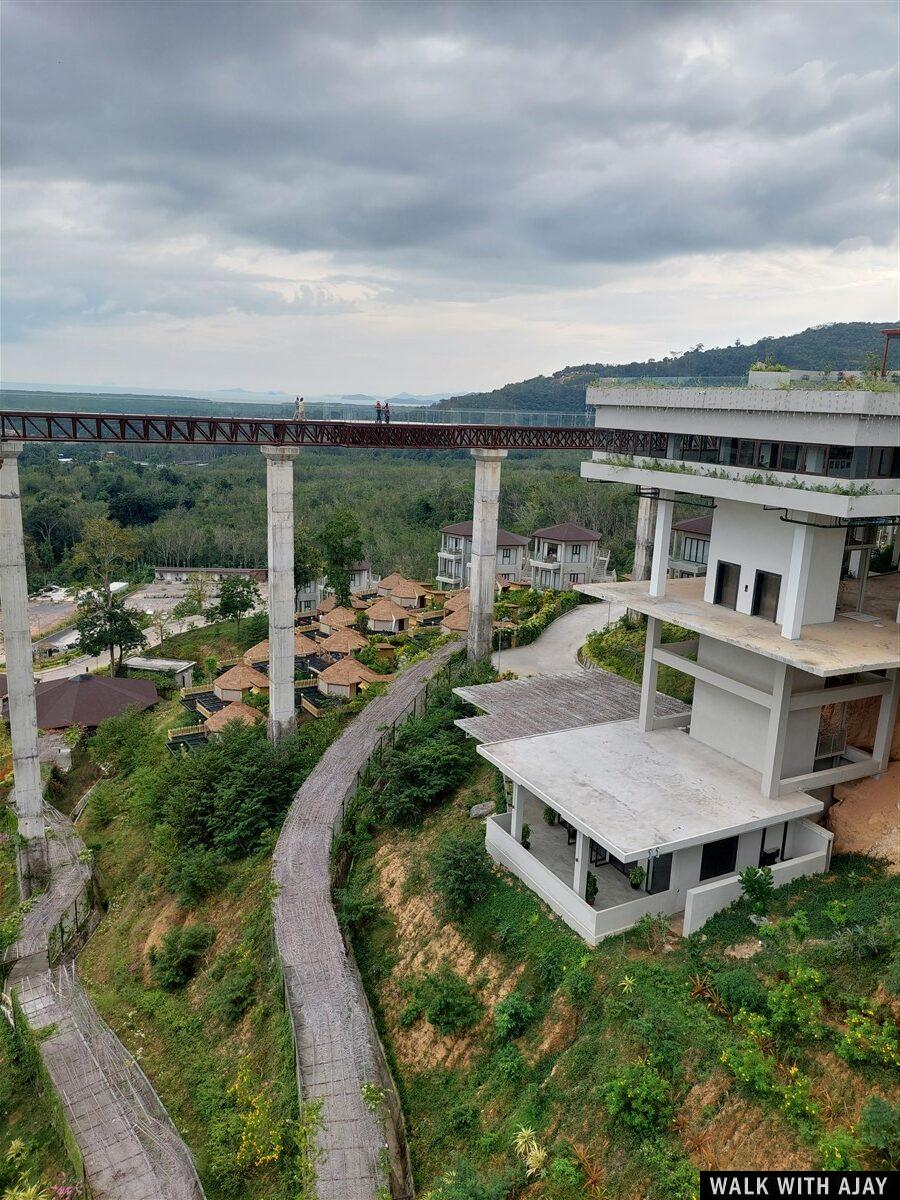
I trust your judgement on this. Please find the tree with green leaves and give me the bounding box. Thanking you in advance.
[70,516,140,599]
[215,575,260,628]
[294,525,322,591]
[76,593,146,675]
[318,507,363,605]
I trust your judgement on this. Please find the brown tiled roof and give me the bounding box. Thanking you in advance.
[441,520,528,546]
[366,598,409,621]
[441,605,470,631]
[320,605,357,629]
[319,628,369,654]
[532,522,602,542]
[32,674,158,729]
[317,658,393,686]
[214,662,270,692]
[376,572,406,592]
[673,515,713,536]
[243,631,319,664]
[443,589,470,613]
[390,578,428,599]
[350,596,371,610]
[205,701,264,732]
[317,595,338,614]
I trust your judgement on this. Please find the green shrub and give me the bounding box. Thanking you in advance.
[493,990,534,1041]
[431,833,493,921]
[602,1063,673,1137]
[403,966,482,1036]
[427,1159,512,1200]
[739,865,774,916]
[710,967,768,1015]
[491,1043,525,1086]
[206,958,257,1024]
[162,845,224,905]
[148,922,215,989]
[835,1009,900,1068]
[819,1128,863,1170]
[767,965,824,1039]
[857,1096,900,1168]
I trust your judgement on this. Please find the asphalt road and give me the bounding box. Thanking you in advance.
[492,598,625,677]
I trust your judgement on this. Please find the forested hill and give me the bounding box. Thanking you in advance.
[437,320,897,414]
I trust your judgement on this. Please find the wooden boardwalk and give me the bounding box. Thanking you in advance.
[272,642,463,1200]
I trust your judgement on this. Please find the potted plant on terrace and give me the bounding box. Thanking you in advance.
[628,865,646,891]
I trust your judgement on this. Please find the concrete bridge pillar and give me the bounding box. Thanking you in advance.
[0,442,48,896]
[262,445,298,743]
[467,449,506,662]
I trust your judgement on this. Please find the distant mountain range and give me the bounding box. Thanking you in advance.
[435,321,898,414]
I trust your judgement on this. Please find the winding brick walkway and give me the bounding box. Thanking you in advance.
[272,643,462,1200]
[3,798,205,1200]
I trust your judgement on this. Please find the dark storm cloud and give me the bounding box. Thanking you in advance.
[1,0,897,336]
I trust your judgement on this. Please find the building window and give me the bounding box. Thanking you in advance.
[682,536,708,565]
[757,442,779,469]
[752,570,781,622]
[805,446,826,474]
[501,547,511,562]
[571,544,583,560]
[827,445,853,478]
[699,836,738,882]
[568,572,585,584]
[781,444,801,472]
[714,561,740,610]
[737,440,755,467]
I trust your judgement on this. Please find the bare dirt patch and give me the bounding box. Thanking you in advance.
[829,764,900,868]
[374,837,523,1071]
[724,938,763,960]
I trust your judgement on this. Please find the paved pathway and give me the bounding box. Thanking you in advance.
[273,642,462,1200]
[493,598,625,677]
[3,799,205,1200]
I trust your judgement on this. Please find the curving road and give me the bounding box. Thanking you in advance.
[492,598,624,677]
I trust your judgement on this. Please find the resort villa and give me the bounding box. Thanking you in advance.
[459,375,899,944]
[529,523,611,590]
[668,515,712,578]
[436,521,529,588]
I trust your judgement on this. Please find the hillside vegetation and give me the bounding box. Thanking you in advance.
[437,321,897,414]
[338,679,900,1198]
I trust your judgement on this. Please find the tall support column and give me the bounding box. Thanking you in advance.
[638,616,662,733]
[262,446,299,743]
[0,442,48,896]
[855,546,872,613]
[762,662,792,799]
[467,448,507,662]
[648,490,674,599]
[632,493,657,583]
[573,829,589,899]
[872,668,900,773]
[781,522,814,641]
[510,782,524,842]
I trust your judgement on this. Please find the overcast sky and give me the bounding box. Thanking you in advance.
[2,0,897,396]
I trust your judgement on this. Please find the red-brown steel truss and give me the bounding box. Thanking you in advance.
[0,409,669,455]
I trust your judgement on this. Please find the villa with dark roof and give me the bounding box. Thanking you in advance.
[529,523,611,590]
[436,520,529,589]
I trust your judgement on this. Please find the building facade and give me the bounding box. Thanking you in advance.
[436,521,528,588]
[529,523,610,590]
[465,376,899,944]
[668,515,711,578]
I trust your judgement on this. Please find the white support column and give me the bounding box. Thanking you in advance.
[467,448,507,662]
[0,442,48,896]
[872,668,900,773]
[632,493,657,583]
[510,782,524,841]
[781,522,814,641]
[262,445,299,743]
[638,616,662,733]
[855,546,871,613]
[648,490,675,599]
[573,829,589,899]
[761,662,792,799]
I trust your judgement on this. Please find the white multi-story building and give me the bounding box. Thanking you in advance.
[529,523,610,590]
[464,377,899,944]
[436,520,528,588]
[295,561,380,613]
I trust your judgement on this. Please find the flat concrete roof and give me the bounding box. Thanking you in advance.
[477,720,823,862]
[454,668,687,743]
[578,577,900,677]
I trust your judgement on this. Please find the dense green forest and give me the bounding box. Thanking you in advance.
[435,321,898,414]
[17,445,637,587]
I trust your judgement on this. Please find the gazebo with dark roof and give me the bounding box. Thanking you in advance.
[26,674,159,730]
